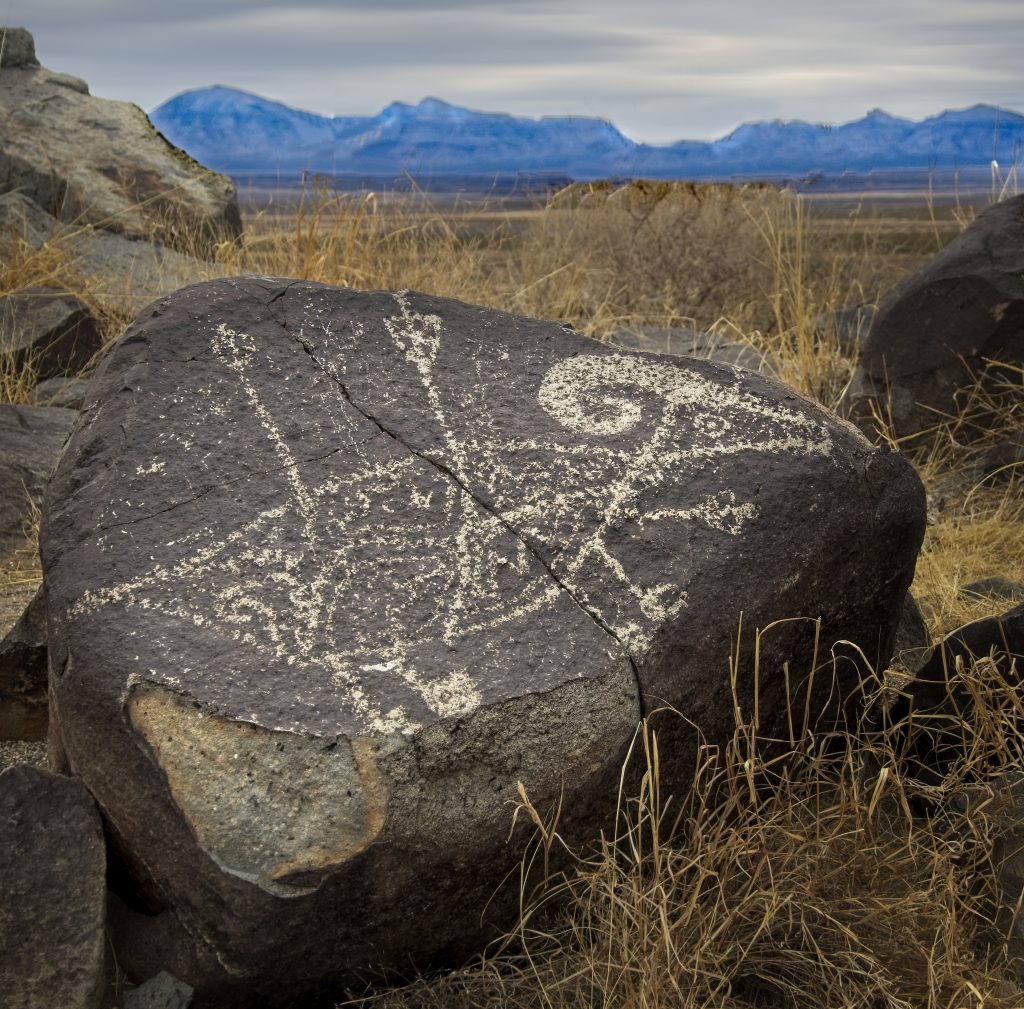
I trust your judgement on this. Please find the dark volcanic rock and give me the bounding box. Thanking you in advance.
[0,287,102,382]
[0,585,48,739]
[816,304,876,356]
[0,188,224,319]
[961,577,1024,604]
[610,325,776,374]
[30,377,90,410]
[41,278,925,1006]
[843,194,1024,439]
[0,763,107,1009]
[893,590,930,660]
[0,404,76,556]
[886,603,1024,782]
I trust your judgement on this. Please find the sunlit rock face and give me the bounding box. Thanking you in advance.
[42,278,924,1007]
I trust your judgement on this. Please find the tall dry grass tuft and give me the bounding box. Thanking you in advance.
[867,360,1024,637]
[348,635,1024,1009]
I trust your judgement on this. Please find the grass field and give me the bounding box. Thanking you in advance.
[3,180,1023,1007]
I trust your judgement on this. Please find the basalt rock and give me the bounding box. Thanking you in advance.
[0,28,240,253]
[0,763,107,1009]
[0,405,76,659]
[0,585,48,739]
[42,279,925,1006]
[0,287,102,383]
[0,191,220,317]
[843,194,1024,439]
[610,325,776,374]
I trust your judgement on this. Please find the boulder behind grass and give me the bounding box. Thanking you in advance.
[42,279,925,1007]
[843,194,1024,441]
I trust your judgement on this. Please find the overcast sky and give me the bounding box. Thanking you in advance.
[8,1,1024,143]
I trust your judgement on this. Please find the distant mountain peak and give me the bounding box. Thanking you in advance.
[149,89,1024,180]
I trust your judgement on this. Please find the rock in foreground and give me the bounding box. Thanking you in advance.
[42,279,925,1006]
[0,763,107,1009]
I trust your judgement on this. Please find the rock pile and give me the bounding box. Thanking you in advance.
[38,277,925,1005]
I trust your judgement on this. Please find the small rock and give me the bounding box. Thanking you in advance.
[892,590,930,661]
[30,377,90,410]
[974,432,1024,482]
[0,26,37,69]
[0,404,77,556]
[124,972,194,1009]
[960,577,1024,604]
[815,304,875,356]
[885,602,1024,783]
[0,585,48,739]
[610,324,776,374]
[0,286,102,382]
[0,764,107,1009]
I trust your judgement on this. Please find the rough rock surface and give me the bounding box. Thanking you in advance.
[961,577,1024,604]
[30,377,90,410]
[125,971,194,1009]
[1,404,76,555]
[0,26,37,69]
[892,590,930,661]
[42,279,925,1006]
[0,286,102,382]
[886,602,1024,781]
[0,585,48,739]
[843,194,1024,438]
[0,192,220,316]
[0,738,48,771]
[0,28,240,251]
[611,324,776,374]
[0,763,107,1009]
[816,304,876,356]
[0,405,76,654]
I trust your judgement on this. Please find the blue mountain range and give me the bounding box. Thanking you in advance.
[150,87,1024,181]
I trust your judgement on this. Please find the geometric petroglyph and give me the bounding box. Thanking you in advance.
[66,288,836,738]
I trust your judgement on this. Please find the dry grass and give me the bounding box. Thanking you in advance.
[347,637,1024,1009]
[883,362,1024,638]
[2,178,1022,1007]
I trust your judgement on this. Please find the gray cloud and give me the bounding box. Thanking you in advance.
[8,1,1024,142]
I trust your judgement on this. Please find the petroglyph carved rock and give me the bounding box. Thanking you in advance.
[41,278,925,1006]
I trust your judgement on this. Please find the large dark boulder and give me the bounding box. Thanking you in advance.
[41,279,925,1007]
[843,194,1024,439]
[0,763,107,1009]
[0,28,240,253]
